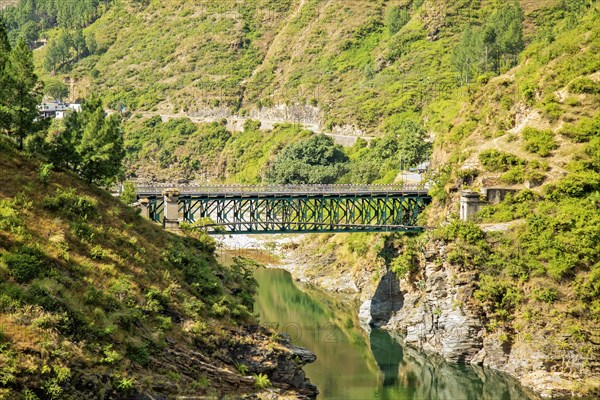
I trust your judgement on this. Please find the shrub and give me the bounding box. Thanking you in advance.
[559,114,600,142]
[44,188,97,220]
[101,345,123,364]
[501,165,526,184]
[575,268,600,302]
[569,77,600,95]
[235,363,249,375]
[448,121,477,144]
[70,219,95,241]
[390,237,420,277]
[115,377,135,393]
[0,283,24,312]
[479,150,525,172]
[0,199,21,233]
[545,172,600,200]
[243,119,261,132]
[533,287,558,303]
[90,245,106,260]
[38,163,53,186]
[438,221,485,245]
[475,275,522,319]
[2,247,47,283]
[120,181,138,205]
[521,127,557,157]
[162,242,221,298]
[84,287,119,311]
[521,81,537,104]
[539,97,562,121]
[144,288,169,313]
[126,343,149,366]
[457,168,479,184]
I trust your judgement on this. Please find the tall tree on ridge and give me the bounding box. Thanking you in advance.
[0,17,13,132]
[6,37,41,150]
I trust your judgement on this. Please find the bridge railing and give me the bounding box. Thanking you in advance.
[135,183,429,196]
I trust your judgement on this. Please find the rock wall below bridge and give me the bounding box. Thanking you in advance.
[280,235,588,399]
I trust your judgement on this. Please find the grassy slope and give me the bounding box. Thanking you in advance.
[63,0,297,113]
[0,139,307,399]
[41,1,555,132]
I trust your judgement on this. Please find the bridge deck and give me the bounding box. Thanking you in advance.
[136,184,432,234]
[137,184,429,198]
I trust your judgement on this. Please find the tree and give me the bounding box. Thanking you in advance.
[452,27,480,85]
[73,97,125,185]
[452,1,524,82]
[73,29,88,59]
[267,134,349,184]
[395,120,430,167]
[85,32,97,55]
[45,78,69,100]
[385,6,409,35]
[44,39,61,72]
[6,38,41,150]
[45,114,82,171]
[0,17,13,133]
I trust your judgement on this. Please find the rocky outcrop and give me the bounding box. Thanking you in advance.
[220,235,598,398]
[281,236,597,398]
[357,241,484,364]
[68,328,318,400]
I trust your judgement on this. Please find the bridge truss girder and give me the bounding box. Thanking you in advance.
[146,194,430,234]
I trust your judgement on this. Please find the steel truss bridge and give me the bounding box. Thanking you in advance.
[136,184,431,234]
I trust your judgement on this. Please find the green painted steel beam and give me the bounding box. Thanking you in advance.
[141,191,431,233]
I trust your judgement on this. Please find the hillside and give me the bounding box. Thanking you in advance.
[266,3,600,395]
[1,0,599,397]
[0,138,316,399]
[26,0,567,132]
[10,0,592,184]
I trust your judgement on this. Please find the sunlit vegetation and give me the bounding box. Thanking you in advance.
[0,136,289,398]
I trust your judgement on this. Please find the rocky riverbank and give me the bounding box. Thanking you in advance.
[216,233,597,399]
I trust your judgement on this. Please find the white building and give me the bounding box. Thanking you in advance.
[38,100,82,119]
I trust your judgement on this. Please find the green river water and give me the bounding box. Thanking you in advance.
[254,267,537,400]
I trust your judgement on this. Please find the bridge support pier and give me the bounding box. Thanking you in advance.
[460,191,486,221]
[139,198,150,219]
[163,189,180,229]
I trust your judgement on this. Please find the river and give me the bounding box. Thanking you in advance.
[254,267,537,400]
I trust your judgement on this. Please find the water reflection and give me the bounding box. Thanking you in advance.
[370,329,536,400]
[254,268,536,400]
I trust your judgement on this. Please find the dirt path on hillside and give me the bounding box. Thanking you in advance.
[133,110,374,146]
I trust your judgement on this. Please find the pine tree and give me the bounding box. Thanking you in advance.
[0,17,13,133]
[44,40,61,72]
[73,29,88,59]
[85,32,97,55]
[6,38,41,150]
[74,97,125,185]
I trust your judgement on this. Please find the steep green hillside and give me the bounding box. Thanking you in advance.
[10,0,592,184]
[49,0,294,112]
[0,138,315,399]
[19,0,582,132]
[282,3,600,396]
[123,117,312,182]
